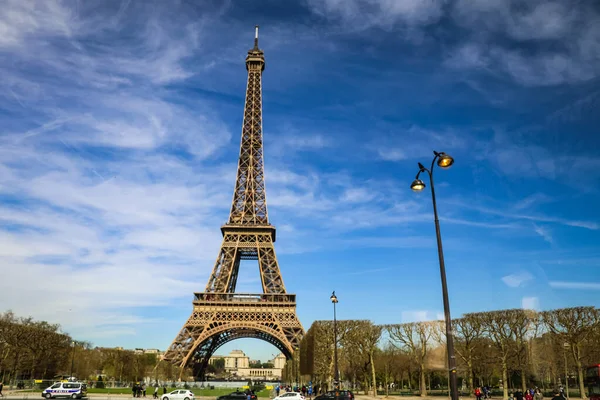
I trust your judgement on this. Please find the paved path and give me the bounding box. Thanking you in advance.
[0,395,464,400]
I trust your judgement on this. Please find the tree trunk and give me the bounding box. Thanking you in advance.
[575,344,586,399]
[468,359,474,390]
[370,353,377,398]
[502,358,508,400]
[420,364,427,396]
[385,364,389,397]
[11,351,21,386]
[521,370,527,392]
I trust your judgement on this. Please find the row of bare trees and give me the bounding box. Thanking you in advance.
[0,311,181,386]
[294,307,600,399]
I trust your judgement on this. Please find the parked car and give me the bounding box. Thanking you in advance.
[273,393,305,400]
[314,390,354,400]
[161,389,195,400]
[41,382,87,399]
[217,391,257,400]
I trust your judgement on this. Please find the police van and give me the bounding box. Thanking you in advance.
[42,382,87,399]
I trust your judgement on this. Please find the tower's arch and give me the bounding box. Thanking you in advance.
[184,325,294,378]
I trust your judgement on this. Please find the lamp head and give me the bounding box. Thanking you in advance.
[410,179,426,191]
[330,291,338,303]
[436,152,454,168]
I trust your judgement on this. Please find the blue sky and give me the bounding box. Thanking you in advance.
[1,0,599,363]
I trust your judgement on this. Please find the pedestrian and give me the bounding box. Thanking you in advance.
[515,389,524,400]
[534,389,543,400]
[163,386,167,395]
[0,381,3,397]
[475,387,482,400]
[552,389,563,400]
[526,390,533,400]
[154,386,159,399]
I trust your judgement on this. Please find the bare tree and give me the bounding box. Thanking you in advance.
[469,311,515,400]
[510,309,536,391]
[343,321,382,396]
[453,316,484,390]
[541,307,600,399]
[387,322,437,396]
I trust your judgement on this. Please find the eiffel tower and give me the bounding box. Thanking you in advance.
[162,26,305,379]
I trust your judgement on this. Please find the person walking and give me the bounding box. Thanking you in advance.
[526,390,534,400]
[515,389,525,400]
[154,386,159,399]
[0,381,4,397]
[475,387,482,400]
[552,389,563,400]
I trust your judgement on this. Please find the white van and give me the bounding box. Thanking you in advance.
[42,382,88,399]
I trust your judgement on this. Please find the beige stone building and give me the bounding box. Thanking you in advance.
[209,350,286,380]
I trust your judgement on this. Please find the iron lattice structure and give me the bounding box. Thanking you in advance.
[162,27,304,379]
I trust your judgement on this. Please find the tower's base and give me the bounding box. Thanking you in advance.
[162,293,303,379]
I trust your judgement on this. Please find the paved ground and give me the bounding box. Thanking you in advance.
[0,394,466,400]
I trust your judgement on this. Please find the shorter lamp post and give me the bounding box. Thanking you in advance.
[70,340,76,379]
[563,342,570,399]
[410,151,458,400]
[330,291,339,389]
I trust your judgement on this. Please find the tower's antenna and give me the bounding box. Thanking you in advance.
[254,25,259,49]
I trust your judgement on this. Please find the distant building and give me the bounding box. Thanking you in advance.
[95,346,163,357]
[208,350,286,380]
[225,350,250,369]
[271,353,286,369]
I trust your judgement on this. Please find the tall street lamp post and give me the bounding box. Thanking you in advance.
[330,291,339,389]
[410,150,458,400]
[70,340,76,379]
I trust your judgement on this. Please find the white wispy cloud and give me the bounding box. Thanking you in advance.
[447,0,600,86]
[307,0,446,31]
[449,199,599,231]
[522,296,540,311]
[533,224,553,244]
[549,281,600,290]
[513,193,554,210]
[502,271,533,287]
[401,310,441,323]
[371,125,470,162]
[0,0,240,342]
